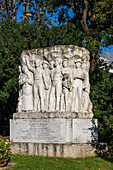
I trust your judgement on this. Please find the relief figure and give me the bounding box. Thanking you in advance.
[18,66,23,112]
[42,61,51,111]
[48,60,55,111]
[27,59,47,112]
[19,65,33,111]
[72,59,86,112]
[62,59,72,111]
[49,58,62,112]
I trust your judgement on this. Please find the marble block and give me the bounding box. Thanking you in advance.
[73,119,98,143]
[10,118,97,144]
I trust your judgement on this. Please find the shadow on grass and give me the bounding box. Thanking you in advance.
[101,157,113,163]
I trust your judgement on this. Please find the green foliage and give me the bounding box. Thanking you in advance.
[1,0,113,59]
[90,59,113,154]
[0,137,11,164]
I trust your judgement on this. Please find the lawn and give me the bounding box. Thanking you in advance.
[7,155,113,170]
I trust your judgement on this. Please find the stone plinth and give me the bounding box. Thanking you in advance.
[10,116,98,158]
[13,112,93,119]
[11,143,97,158]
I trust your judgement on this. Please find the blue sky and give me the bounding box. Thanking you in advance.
[101,45,113,54]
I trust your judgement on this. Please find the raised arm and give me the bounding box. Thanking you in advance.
[26,60,35,73]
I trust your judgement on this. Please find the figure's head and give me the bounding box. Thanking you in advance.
[35,59,41,67]
[62,59,68,68]
[22,65,28,74]
[54,60,58,67]
[49,60,54,69]
[63,73,69,80]
[54,58,62,67]
[42,60,49,69]
[75,59,82,68]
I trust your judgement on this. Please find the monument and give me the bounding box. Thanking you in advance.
[10,45,98,158]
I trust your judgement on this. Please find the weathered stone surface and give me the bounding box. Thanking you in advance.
[10,118,97,143]
[10,142,98,158]
[73,119,98,143]
[13,112,93,119]
[10,119,71,143]
[18,45,93,118]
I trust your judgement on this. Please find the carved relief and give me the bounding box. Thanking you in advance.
[18,45,93,116]
[18,64,33,112]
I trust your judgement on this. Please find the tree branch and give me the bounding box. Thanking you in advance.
[70,0,77,13]
[80,0,89,34]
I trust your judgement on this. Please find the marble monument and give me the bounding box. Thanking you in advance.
[10,45,98,158]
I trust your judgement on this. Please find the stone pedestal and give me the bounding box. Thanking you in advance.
[10,45,98,158]
[10,113,98,158]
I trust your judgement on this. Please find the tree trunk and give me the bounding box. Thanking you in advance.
[24,0,28,22]
[90,53,97,71]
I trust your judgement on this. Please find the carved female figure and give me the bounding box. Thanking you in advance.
[20,65,33,111]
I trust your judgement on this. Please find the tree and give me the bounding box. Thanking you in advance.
[0,0,53,25]
[90,59,113,154]
[0,0,21,20]
[40,0,113,70]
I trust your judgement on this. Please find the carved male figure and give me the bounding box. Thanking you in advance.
[49,58,62,111]
[42,60,51,111]
[48,60,55,111]
[27,58,47,112]
[18,66,23,112]
[72,59,86,112]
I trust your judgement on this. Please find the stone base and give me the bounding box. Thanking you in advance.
[10,116,98,158]
[13,112,93,119]
[10,142,97,158]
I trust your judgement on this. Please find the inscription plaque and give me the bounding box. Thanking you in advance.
[10,118,98,144]
[73,119,98,143]
[10,119,67,143]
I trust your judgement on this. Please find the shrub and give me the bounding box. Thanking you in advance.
[0,137,11,164]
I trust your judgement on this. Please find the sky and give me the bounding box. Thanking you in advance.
[101,45,113,54]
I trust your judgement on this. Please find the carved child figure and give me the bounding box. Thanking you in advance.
[62,59,72,111]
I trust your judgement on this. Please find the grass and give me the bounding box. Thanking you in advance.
[7,155,113,170]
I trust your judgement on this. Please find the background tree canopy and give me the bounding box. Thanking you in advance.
[41,0,113,70]
[0,0,113,155]
[0,0,113,69]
